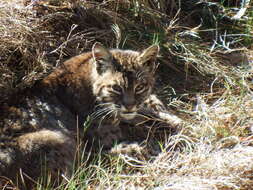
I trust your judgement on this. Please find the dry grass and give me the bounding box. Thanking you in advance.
[0,0,115,104]
[87,143,253,190]
[0,0,253,189]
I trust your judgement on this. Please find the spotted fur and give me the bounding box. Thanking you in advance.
[0,43,181,188]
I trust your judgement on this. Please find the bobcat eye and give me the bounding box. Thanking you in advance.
[135,84,146,94]
[111,84,122,94]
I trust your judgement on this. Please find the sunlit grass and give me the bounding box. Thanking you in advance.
[1,0,253,189]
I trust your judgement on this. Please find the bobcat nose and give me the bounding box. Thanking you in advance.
[123,93,136,112]
[124,104,136,112]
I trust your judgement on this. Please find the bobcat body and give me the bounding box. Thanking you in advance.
[0,43,181,187]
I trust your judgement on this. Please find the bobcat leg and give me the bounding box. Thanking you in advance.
[142,94,182,127]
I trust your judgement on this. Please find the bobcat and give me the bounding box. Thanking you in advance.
[0,43,181,188]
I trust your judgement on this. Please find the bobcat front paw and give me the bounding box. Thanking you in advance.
[157,111,182,127]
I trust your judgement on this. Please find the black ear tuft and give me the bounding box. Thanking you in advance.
[92,42,113,75]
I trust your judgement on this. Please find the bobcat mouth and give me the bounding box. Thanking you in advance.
[120,111,137,120]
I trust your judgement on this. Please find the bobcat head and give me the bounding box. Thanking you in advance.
[91,43,159,122]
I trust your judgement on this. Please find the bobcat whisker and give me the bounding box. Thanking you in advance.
[92,103,119,120]
[98,109,116,127]
[92,111,110,119]
[105,109,116,119]
[95,102,113,106]
[113,104,121,109]
[94,102,113,109]
[91,107,111,119]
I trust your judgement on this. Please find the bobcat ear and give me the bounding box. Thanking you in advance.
[138,44,159,71]
[92,42,112,62]
[92,42,113,74]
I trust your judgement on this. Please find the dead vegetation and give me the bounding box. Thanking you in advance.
[0,0,253,189]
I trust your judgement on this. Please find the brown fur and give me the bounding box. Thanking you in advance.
[0,43,182,188]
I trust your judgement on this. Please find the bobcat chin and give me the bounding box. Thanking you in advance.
[0,42,182,188]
